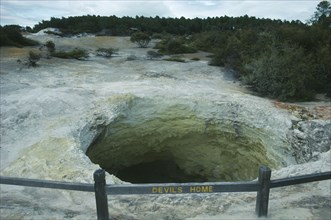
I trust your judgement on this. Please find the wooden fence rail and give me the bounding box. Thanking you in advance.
[270,171,331,188]
[1,166,330,220]
[0,176,94,192]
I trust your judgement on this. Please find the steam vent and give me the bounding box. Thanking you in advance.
[86,96,292,183]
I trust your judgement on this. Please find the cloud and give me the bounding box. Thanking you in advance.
[1,0,175,26]
[1,1,72,26]
[78,1,174,18]
[0,0,321,27]
[224,0,318,21]
[166,0,319,20]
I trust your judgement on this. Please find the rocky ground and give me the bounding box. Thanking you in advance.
[0,31,330,219]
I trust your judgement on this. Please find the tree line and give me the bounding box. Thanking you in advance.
[32,14,301,36]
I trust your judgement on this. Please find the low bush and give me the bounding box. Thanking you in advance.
[52,48,88,60]
[243,44,315,101]
[155,38,197,54]
[130,32,151,48]
[127,55,138,61]
[95,48,118,58]
[163,56,186,63]
[28,51,41,67]
[147,50,163,59]
[45,40,55,53]
[151,33,163,39]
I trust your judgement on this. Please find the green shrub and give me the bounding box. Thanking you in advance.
[192,31,229,52]
[155,38,197,54]
[52,48,88,60]
[147,50,163,59]
[209,36,243,71]
[243,44,315,101]
[127,55,137,61]
[151,33,163,39]
[163,56,186,62]
[45,40,55,53]
[130,32,151,48]
[28,51,41,67]
[154,39,167,50]
[95,48,118,58]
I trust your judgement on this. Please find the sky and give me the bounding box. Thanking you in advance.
[0,0,322,27]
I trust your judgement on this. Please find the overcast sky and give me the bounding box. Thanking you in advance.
[0,0,321,27]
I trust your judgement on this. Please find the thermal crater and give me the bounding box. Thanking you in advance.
[86,96,291,184]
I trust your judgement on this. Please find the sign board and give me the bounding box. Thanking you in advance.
[106,182,258,195]
[151,185,213,194]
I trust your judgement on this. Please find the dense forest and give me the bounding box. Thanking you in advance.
[0,25,38,47]
[1,1,330,101]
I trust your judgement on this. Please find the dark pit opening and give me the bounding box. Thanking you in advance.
[86,100,283,184]
[116,159,207,183]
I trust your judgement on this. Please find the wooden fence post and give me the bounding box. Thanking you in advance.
[94,169,109,220]
[255,166,271,217]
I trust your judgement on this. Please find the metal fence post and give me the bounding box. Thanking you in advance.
[255,166,271,217]
[94,169,109,220]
